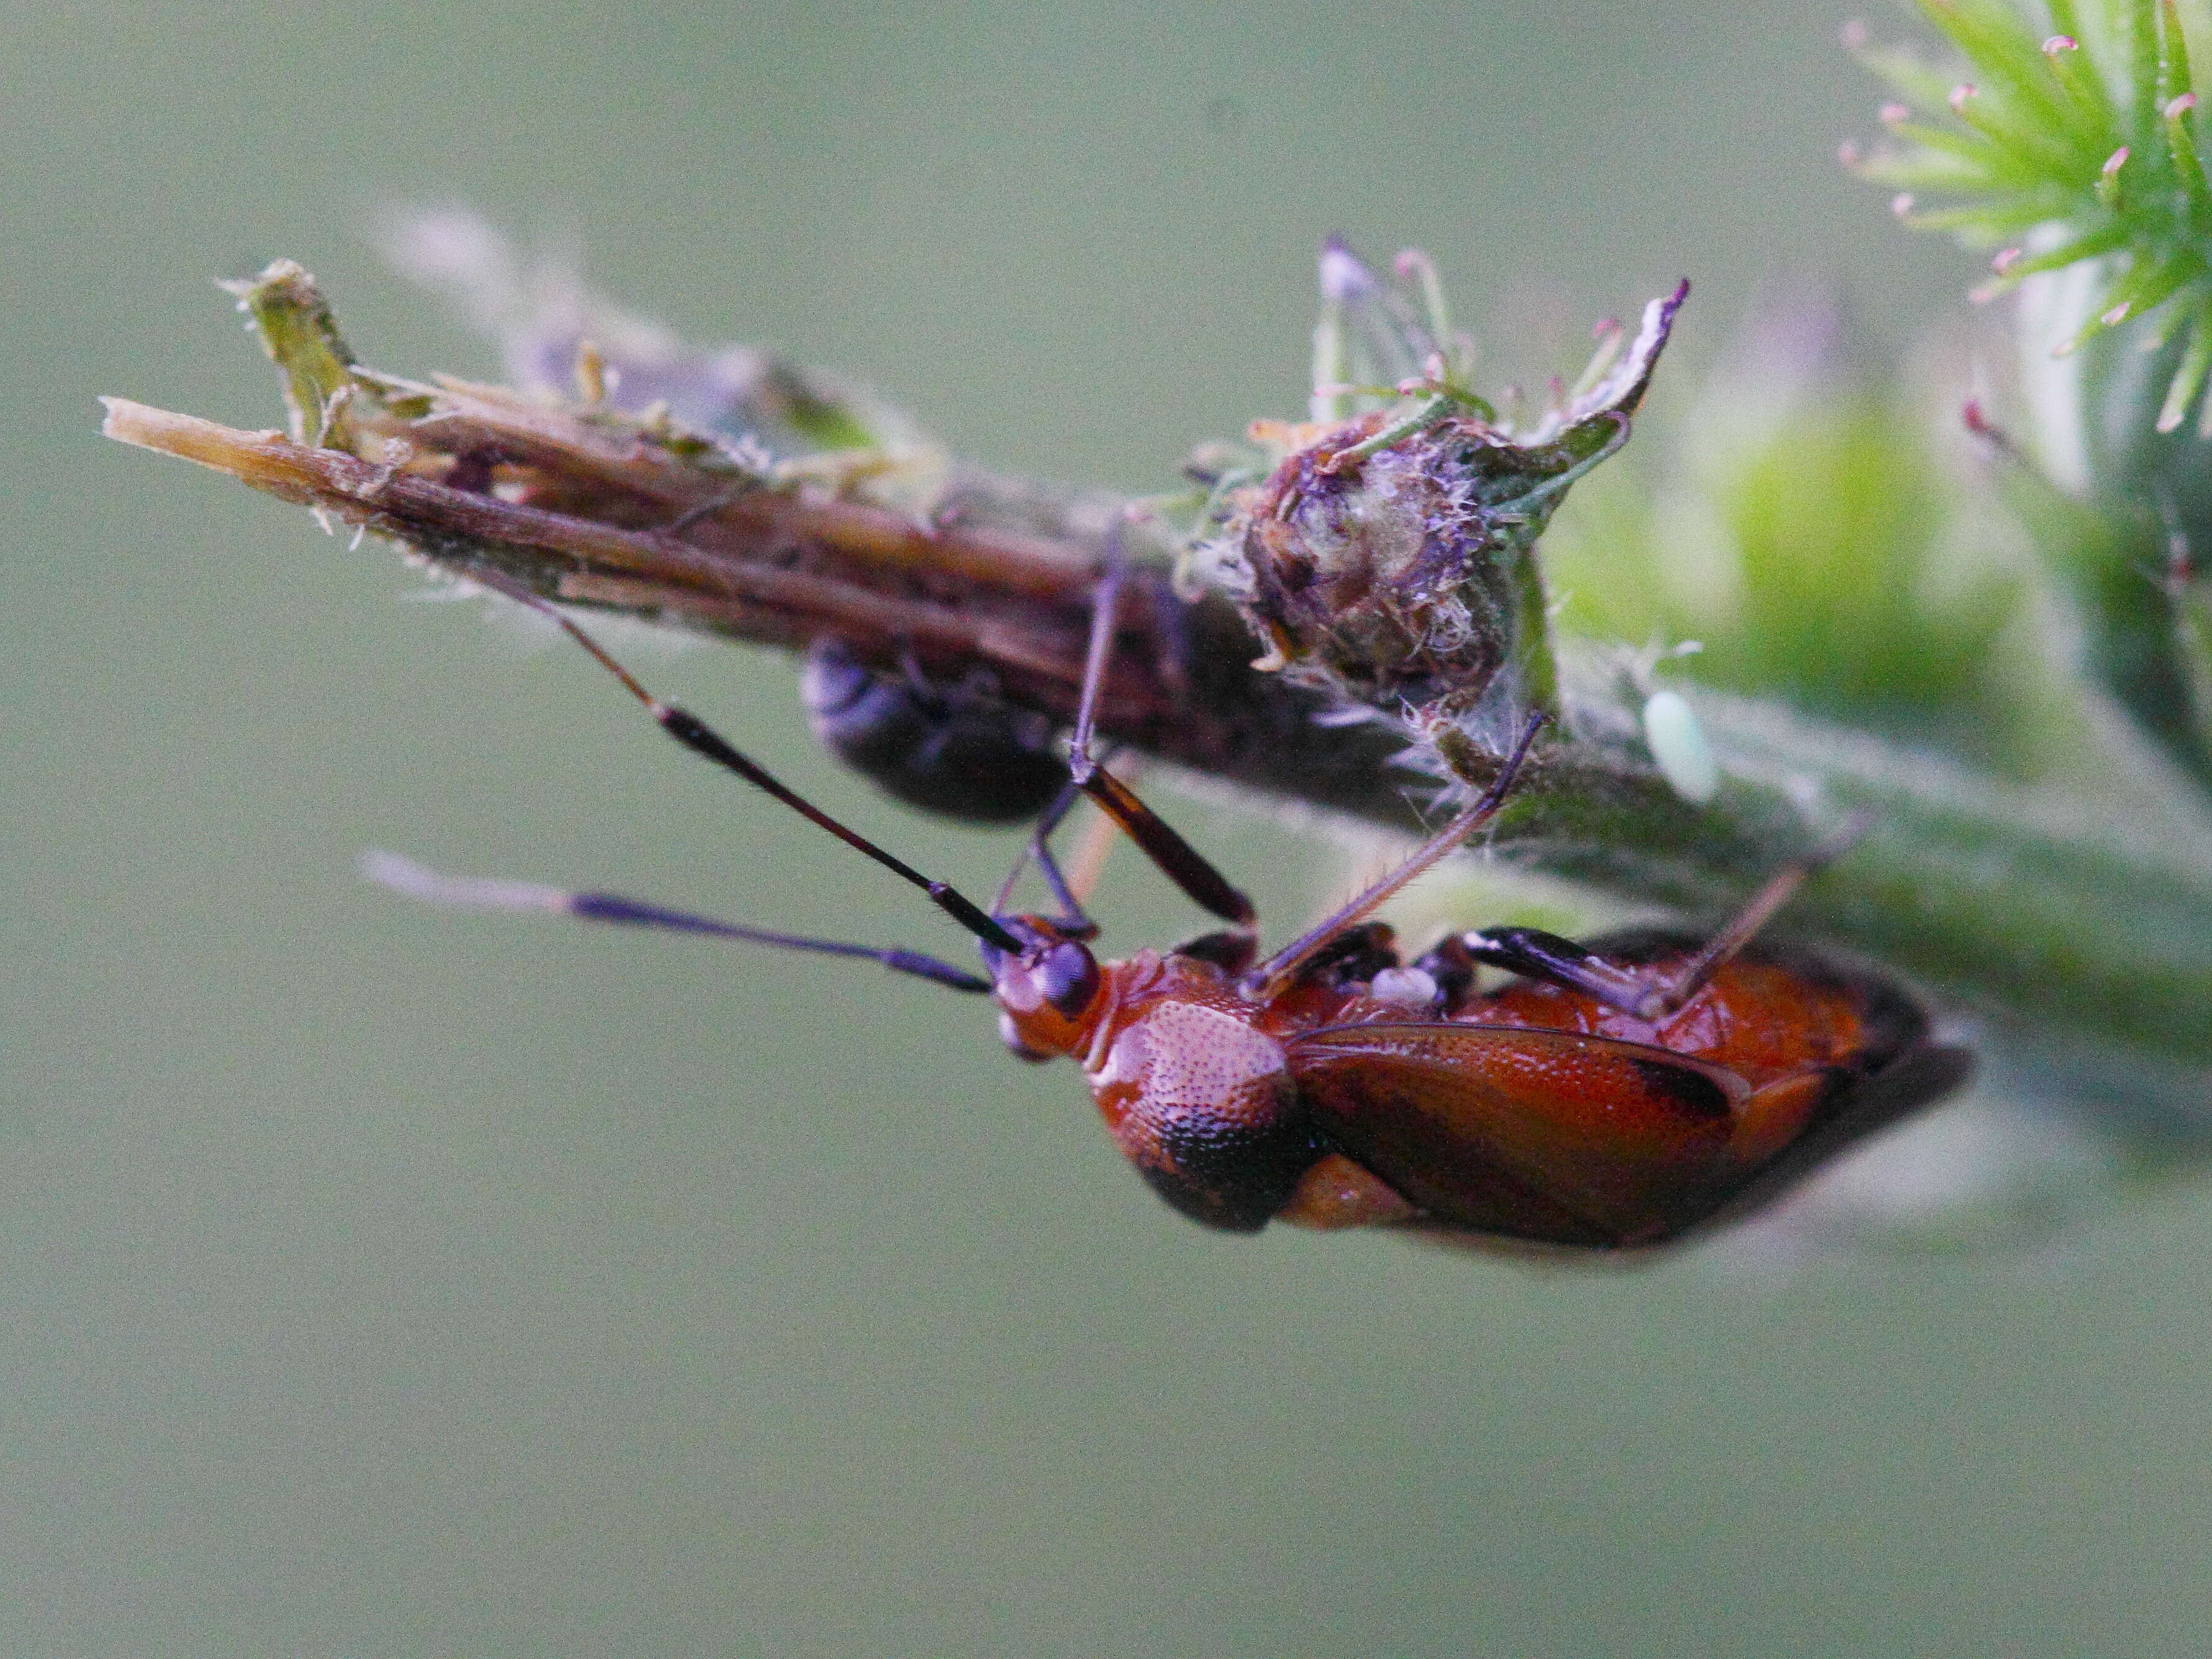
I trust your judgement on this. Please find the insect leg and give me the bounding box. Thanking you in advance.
[1056,782,1128,911]
[1241,711,1546,999]
[990,775,1093,931]
[363,851,992,991]
[1465,812,1875,1018]
[1461,927,1676,1017]
[988,746,1135,938]
[1062,518,1257,931]
[1637,811,1874,1013]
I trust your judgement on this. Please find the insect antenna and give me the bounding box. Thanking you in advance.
[458,566,1023,956]
[363,852,993,990]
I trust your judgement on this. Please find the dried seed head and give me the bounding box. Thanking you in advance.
[1214,280,1688,721]
[1232,408,1530,711]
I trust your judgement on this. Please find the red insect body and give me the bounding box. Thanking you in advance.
[995,921,1957,1249]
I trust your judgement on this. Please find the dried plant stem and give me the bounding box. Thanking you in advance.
[99,398,1411,825]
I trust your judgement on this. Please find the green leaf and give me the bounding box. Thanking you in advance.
[2161,89,2212,213]
[2163,0,2197,101]
[2130,0,2164,139]
[2155,305,2212,432]
[1849,37,1964,111]
[2042,25,2122,138]
[2086,247,2206,335]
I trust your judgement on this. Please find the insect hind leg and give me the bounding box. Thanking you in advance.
[1463,926,1670,1018]
[1465,813,1875,1019]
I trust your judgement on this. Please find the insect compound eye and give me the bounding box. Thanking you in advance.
[1036,941,1101,1018]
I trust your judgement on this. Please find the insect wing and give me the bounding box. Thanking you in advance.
[1288,1021,1755,1247]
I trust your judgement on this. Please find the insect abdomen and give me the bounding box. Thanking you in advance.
[801,641,1065,825]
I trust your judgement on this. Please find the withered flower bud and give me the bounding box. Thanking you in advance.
[1223,280,1688,721]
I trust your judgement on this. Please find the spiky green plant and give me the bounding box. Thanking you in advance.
[1847,0,2212,788]
[1847,0,2212,418]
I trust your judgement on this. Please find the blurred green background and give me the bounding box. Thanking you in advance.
[11,1,2212,1653]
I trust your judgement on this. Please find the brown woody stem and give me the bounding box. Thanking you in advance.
[99,396,1412,828]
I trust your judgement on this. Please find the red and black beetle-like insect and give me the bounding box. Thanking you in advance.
[375,556,1967,1251]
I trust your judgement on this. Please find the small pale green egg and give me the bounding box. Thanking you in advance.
[1642,688,1717,803]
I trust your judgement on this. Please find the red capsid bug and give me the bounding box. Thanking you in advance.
[376,544,1967,1253]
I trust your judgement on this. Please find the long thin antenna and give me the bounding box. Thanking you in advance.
[363,852,994,990]
[462,566,1023,955]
